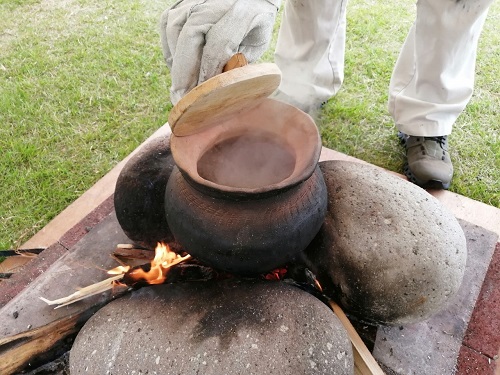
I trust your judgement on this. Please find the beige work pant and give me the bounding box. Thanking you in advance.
[274,0,493,136]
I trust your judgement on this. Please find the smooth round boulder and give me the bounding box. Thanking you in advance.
[70,280,353,375]
[114,136,176,249]
[302,160,467,326]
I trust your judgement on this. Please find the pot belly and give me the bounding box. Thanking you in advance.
[165,166,328,275]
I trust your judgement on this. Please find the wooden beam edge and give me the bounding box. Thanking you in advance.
[328,300,386,375]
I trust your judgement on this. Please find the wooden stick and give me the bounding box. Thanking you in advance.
[110,254,129,267]
[0,313,82,374]
[39,274,125,309]
[328,300,385,375]
[116,243,135,249]
[40,255,192,308]
[0,248,45,257]
[113,247,154,261]
[166,254,191,267]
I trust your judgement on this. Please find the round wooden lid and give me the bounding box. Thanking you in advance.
[168,63,281,137]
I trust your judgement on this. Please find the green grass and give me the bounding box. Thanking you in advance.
[0,0,498,252]
[0,0,174,250]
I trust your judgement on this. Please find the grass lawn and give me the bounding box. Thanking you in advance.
[1,0,499,251]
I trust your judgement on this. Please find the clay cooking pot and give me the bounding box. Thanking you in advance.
[165,62,327,274]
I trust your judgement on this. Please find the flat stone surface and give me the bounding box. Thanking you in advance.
[372,220,498,375]
[6,207,497,375]
[0,211,129,338]
[70,280,353,375]
[0,195,114,309]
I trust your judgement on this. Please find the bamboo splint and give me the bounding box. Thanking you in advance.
[39,274,125,309]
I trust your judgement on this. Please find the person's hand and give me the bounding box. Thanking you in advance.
[160,0,281,104]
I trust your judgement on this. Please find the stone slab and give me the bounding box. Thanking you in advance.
[0,211,129,339]
[1,201,498,374]
[0,195,115,309]
[372,220,498,375]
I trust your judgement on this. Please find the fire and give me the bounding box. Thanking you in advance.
[108,265,130,275]
[314,279,323,293]
[263,267,324,293]
[263,267,288,281]
[108,242,191,285]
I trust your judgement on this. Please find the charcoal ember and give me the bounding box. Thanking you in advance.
[164,262,223,283]
[70,280,353,375]
[122,262,220,288]
[121,262,154,288]
[114,136,176,250]
[301,160,467,326]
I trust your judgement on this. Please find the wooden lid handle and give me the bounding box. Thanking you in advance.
[222,53,248,72]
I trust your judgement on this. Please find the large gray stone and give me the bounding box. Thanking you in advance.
[372,219,498,375]
[302,160,467,326]
[70,280,353,375]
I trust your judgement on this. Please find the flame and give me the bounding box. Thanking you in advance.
[314,279,323,293]
[108,242,191,285]
[108,265,130,275]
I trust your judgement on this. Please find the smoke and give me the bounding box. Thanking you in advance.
[197,129,296,189]
[270,88,324,120]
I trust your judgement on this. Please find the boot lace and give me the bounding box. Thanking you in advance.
[425,136,448,150]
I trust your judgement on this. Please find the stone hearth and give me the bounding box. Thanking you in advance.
[0,125,498,375]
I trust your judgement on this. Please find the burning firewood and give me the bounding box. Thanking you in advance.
[113,247,154,261]
[39,241,290,309]
[40,242,191,309]
[113,242,183,262]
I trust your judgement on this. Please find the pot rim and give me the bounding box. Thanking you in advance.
[170,98,322,195]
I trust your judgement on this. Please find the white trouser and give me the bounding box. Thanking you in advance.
[275,0,493,136]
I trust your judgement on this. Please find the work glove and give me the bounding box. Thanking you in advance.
[160,0,281,104]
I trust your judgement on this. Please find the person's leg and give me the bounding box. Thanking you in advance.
[389,0,492,188]
[274,0,348,111]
